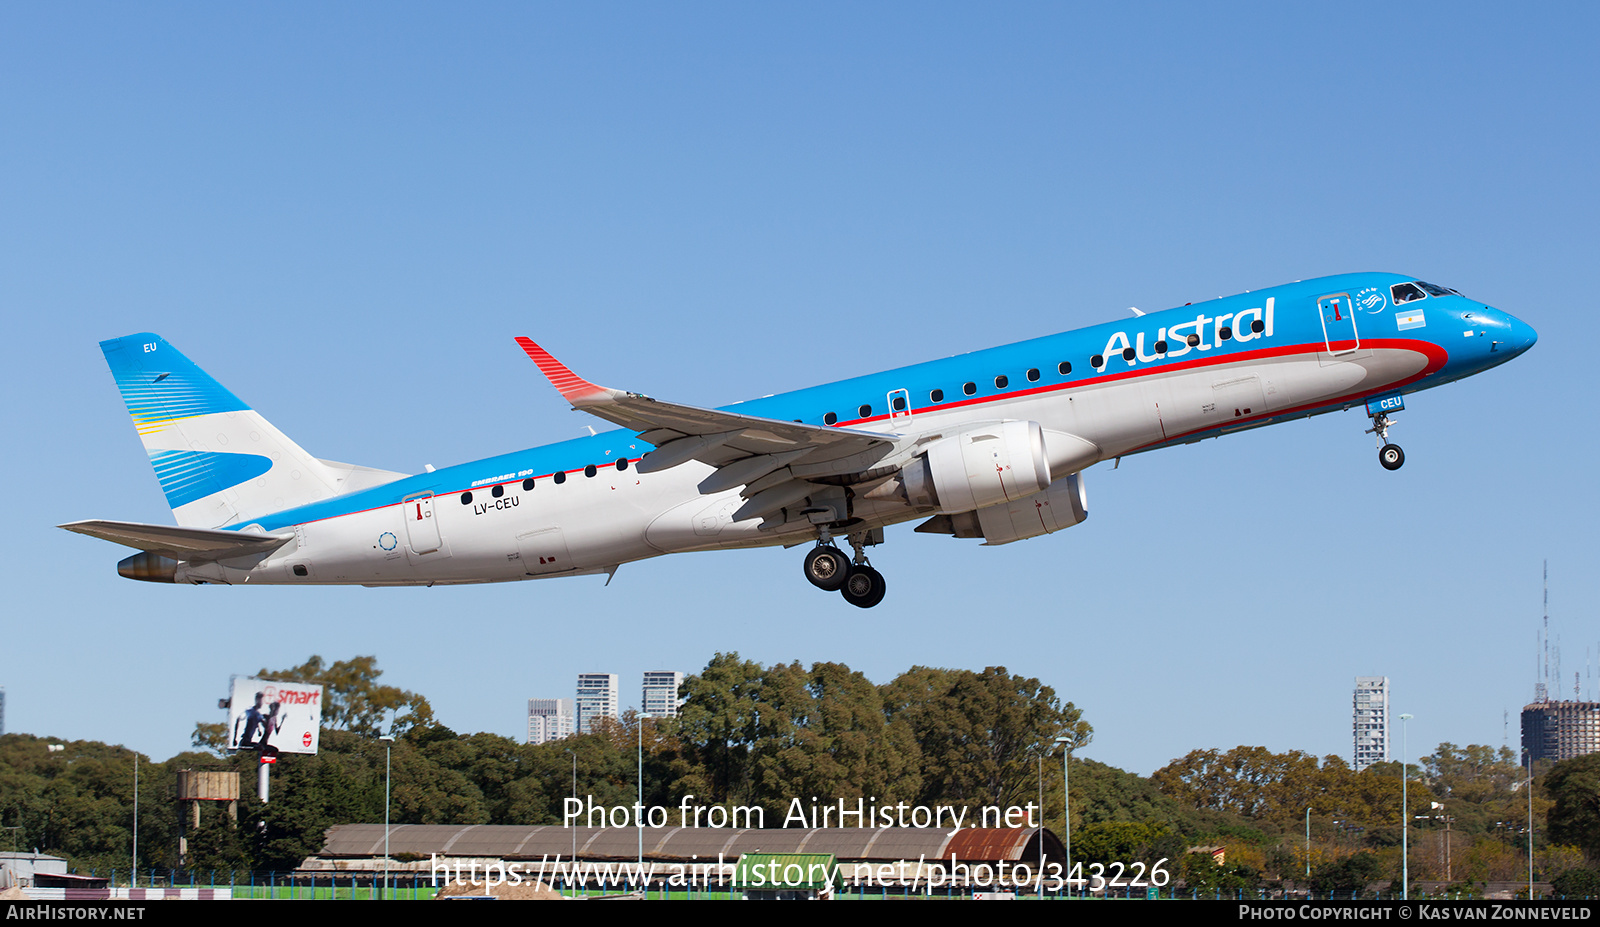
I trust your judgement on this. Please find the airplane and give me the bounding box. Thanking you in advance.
[61,272,1536,608]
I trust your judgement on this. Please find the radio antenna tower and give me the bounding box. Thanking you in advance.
[1535,561,1549,703]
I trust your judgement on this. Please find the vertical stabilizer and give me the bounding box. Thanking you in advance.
[100,333,344,528]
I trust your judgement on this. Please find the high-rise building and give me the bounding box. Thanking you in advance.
[575,674,619,733]
[1353,676,1389,771]
[526,698,575,745]
[1521,701,1600,767]
[641,671,685,718]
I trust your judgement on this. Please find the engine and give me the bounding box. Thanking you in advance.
[915,472,1089,545]
[901,420,1052,513]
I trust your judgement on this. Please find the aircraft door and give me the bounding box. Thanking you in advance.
[887,388,912,420]
[518,527,573,575]
[1317,293,1360,355]
[403,493,441,554]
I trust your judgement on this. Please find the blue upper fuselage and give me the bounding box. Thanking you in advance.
[249,272,1535,532]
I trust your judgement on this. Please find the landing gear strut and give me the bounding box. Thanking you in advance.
[1366,411,1405,471]
[800,528,888,607]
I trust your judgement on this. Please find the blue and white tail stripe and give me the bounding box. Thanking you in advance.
[148,449,275,509]
[99,332,349,528]
[101,334,250,434]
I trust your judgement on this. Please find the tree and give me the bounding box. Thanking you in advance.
[883,665,1089,810]
[1151,746,1320,821]
[1309,851,1383,897]
[751,661,921,819]
[1545,754,1600,861]
[674,652,767,806]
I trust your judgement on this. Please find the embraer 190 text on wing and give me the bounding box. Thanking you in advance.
[62,273,1536,607]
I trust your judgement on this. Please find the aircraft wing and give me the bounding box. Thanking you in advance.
[59,519,294,559]
[516,338,897,507]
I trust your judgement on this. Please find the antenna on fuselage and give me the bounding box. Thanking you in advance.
[1127,307,1145,317]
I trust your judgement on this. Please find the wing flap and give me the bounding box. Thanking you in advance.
[60,519,293,559]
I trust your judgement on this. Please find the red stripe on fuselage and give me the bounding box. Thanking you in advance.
[292,338,1445,531]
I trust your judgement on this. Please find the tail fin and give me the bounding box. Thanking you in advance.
[100,333,349,528]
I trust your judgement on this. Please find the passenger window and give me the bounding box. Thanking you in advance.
[1251,319,1264,334]
[963,382,976,396]
[553,471,567,485]
[523,478,535,491]
[892,396,906,411]
[616,458,628,472]
[858,404,872,418]
[1058,361,1072,375]
[824,412,837,425]
[460,492,473,504]
[994,375,1008,389]
[1026,368,1040,382]
[584,464,597,478]
[492,484,504,498]
[1121,347,1135,361]
[1219,327,1232,341]
[1155,340,1168,353]
[930,389,944,403]
[1091,354,1104,368]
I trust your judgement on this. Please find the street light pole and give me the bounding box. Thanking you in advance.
[1305,806,1312,880]
[379,734,394,899]
[1054,734,1073,898]
[637,717,644,879]
[132,750,138,889]
[1400,713,1413,900]
[564,747,577,896]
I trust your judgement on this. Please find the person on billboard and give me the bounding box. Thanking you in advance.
[234,690,284,751]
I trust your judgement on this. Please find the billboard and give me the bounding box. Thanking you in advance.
[227,676,323,755]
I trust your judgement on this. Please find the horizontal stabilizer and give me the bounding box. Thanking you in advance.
[59,519,292,559]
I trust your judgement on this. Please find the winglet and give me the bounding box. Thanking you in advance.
[514,337,617,406]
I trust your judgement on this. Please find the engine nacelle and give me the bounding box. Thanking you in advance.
[915,472,1089,545]
[903,420,1052,514]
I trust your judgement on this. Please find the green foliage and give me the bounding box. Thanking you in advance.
[883,664,1089,809]
[1552,866,1600,898]
[2,653,1557,891]
[1074,821,1170,867]
[1180,851,1260,892]
[1309,850,1383,897]
[1152,746,1433,834]
[1545,754,1600,861]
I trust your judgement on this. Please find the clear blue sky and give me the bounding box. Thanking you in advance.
[3,3,1595,777]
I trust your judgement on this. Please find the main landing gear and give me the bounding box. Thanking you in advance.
[1366,411,1405,471]
[803,530,887,608]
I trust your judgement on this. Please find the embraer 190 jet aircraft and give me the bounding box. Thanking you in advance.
[62,273,1535,608]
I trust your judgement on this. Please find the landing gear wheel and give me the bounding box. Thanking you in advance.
[840,565,887,609]
[803,545,851,591]
[1379,444,1405,471]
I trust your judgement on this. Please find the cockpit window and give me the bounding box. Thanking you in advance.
[1415,281,1460,297]
[1392,282,1427,304]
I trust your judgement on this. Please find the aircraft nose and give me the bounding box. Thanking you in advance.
[1495,308,1538,358]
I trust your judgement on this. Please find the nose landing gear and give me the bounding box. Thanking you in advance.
[801,528,887,607]
[1366,410,1404,471]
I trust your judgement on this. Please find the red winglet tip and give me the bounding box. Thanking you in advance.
[514,337,608,403]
